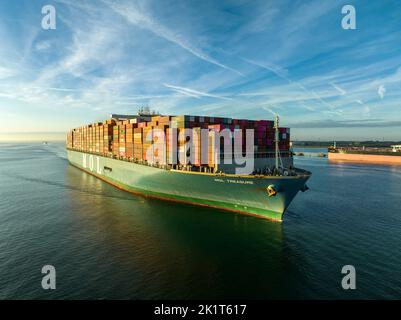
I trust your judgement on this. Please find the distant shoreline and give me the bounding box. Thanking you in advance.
[293,141,401,149]
[0,140,65,143]
[293,145,330,148]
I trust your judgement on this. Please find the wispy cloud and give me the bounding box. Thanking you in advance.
[164,83,231,100]
[243,58,339,112]
[378,85,386,99]
[291,119,401,128]
[102,0,243,76]
[35,40,51,51]
[330,82,346,96]
[262,105,279,117]
[243,58,288,78]
[0,66,17,79]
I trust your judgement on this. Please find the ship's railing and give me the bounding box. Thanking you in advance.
[66,147,301,177]
[218,151,292,158]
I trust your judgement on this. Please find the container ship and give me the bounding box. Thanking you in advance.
[328,144,401,165]
[66,113,311,222]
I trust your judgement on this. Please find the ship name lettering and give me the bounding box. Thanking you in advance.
[226,179,253,185]
[96,156,102,174]
[82,154,101,174]
[82,153,87,168]
[89,155,94,171]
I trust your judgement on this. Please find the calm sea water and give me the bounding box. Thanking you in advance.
[0,143,400,299]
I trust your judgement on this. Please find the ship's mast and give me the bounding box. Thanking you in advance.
[274,115,279,170]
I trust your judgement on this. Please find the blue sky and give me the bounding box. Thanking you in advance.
[0,0,401,140]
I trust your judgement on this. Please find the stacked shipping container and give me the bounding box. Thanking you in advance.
[67,115,291,168]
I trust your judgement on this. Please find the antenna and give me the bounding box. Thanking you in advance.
[274,115,283,170]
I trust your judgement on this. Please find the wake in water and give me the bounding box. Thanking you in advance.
[3,172,145,203]
[0,142,146,202]
[42,143,68,160]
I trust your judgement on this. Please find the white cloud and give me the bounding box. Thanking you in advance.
[243,58,288,78]
[262,105,279,117]
[364,106,371,117]
[243,58,339,111]
[0,66,17,79]
[378,85,386,99]
[102,0,243,76]
[35,41,51,51]
[330,82,346,96]
[164,83,231,100]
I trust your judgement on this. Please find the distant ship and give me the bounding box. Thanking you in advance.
[328,144,401,165]
[43,141,48,145]
[66,114,311,222]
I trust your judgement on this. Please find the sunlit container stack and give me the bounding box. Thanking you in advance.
[66,114,291,169]
[133,128,142,161]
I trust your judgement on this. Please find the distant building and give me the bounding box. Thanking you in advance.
[391,145,401,152]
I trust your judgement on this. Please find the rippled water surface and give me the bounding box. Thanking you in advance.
[0,143,400,299]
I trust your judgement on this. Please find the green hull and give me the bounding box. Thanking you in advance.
[67,150,310,221]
